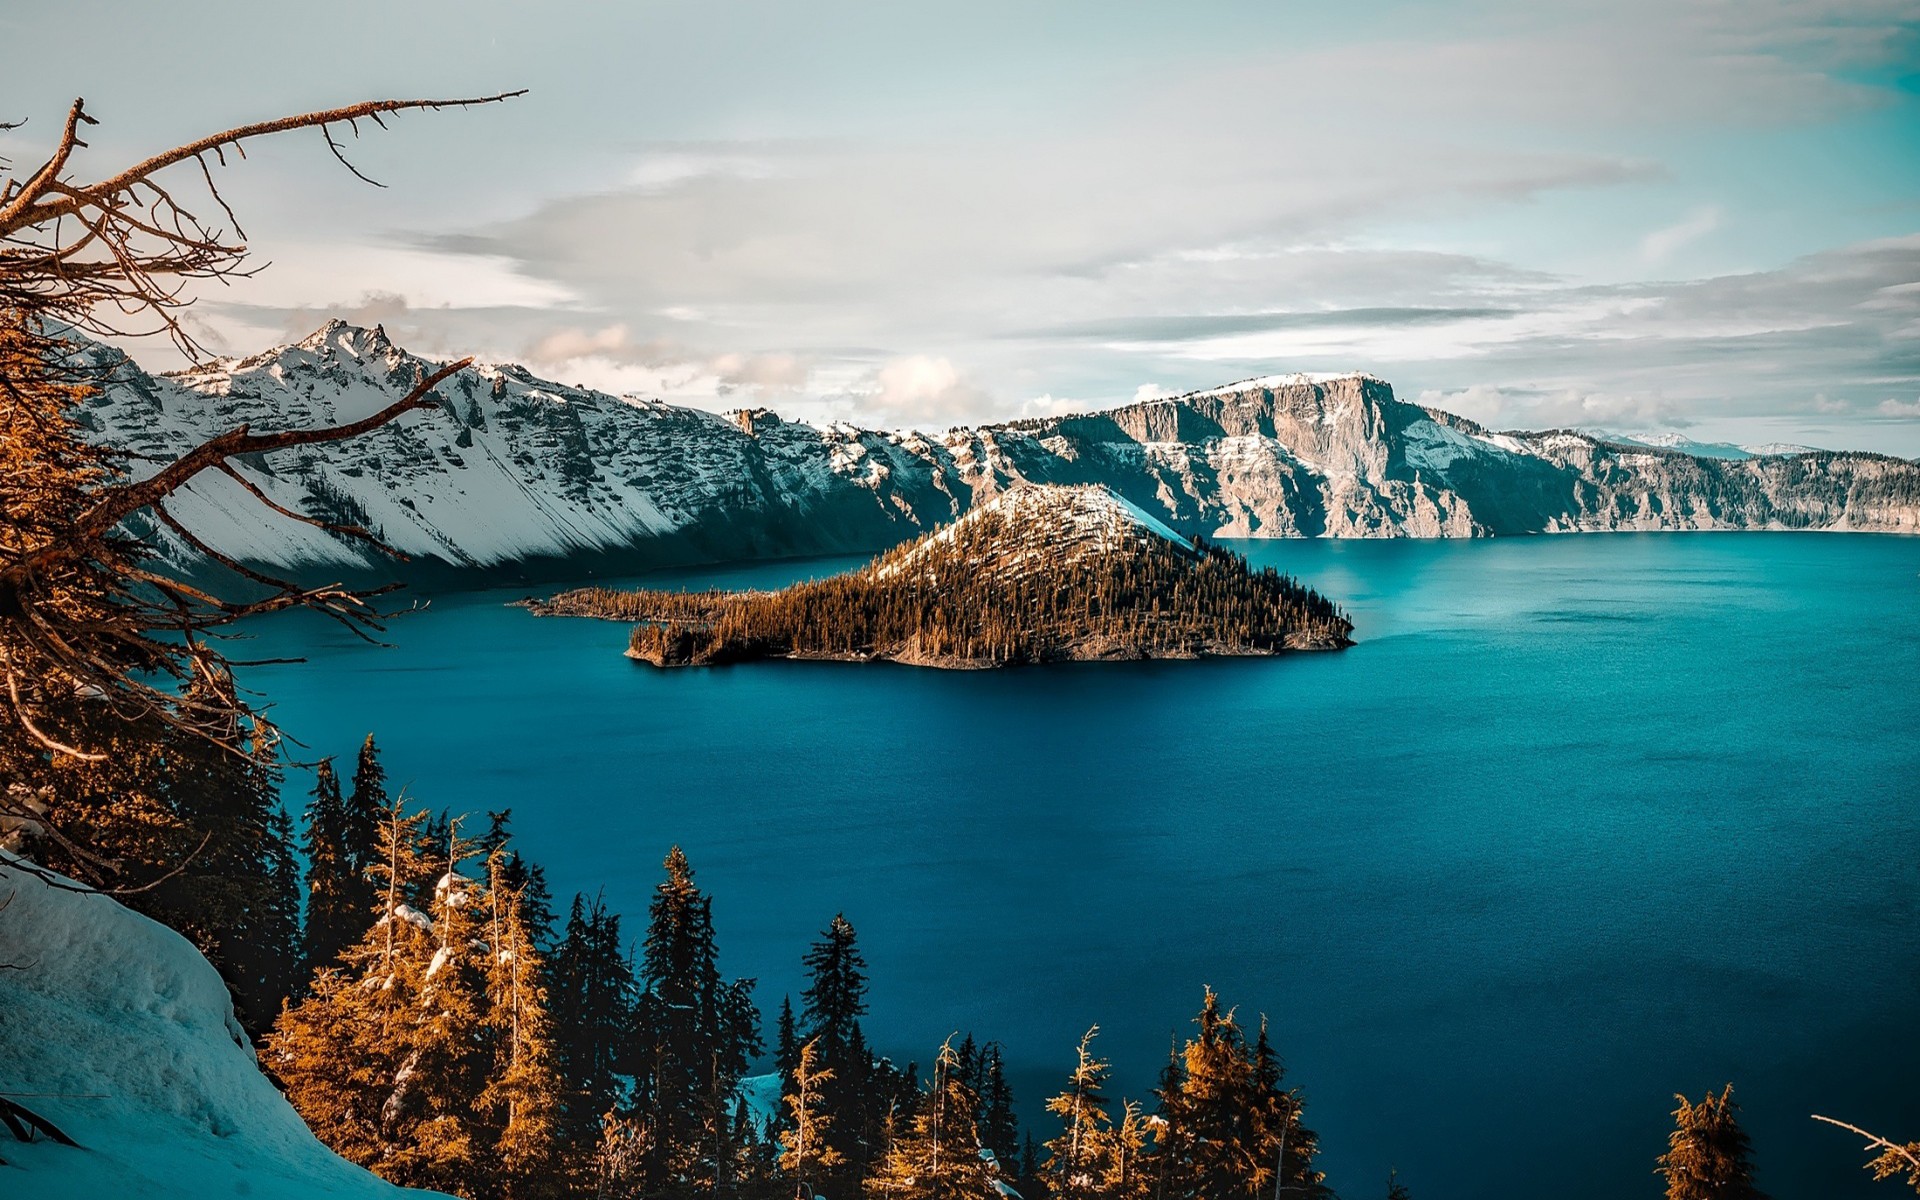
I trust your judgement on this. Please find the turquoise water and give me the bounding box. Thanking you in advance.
[240,534,1920,1200]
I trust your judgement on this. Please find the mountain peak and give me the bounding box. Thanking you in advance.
[878,483,1191,584]
[1177,371,1387,403]
[296,319,397,360]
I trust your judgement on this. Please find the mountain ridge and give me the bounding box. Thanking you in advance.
[75,321,1920,580]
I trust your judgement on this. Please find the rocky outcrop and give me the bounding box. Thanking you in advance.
[78,324,1920,581]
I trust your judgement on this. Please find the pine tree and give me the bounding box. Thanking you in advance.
[120,685,304,1034]
[1151,991,1327,1200]
[799,913,874,1175]
[1017,1134,1046,1200]
[381,815,491,1195]
[267,795,436,1173]
[781,1037,846,1199]
[303,758,361,976]
[981,1044,1019,1174]
[1658,1086,1768,1200]
[1251,1015,1326,1199]
[628,846,763,1196]
[777,995,801,1082]
[1045,1027,1113,1200]
[550,891,636,1164]
[347,733,389,875]
[481,848,565,1197]
[863,1037,1001,1199]
[1385,1168,1412,1200]
[479,808,556,947]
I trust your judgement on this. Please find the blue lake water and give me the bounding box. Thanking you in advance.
[238,533,1920,1200]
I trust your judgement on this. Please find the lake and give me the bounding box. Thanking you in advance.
[238,533,1920,1200]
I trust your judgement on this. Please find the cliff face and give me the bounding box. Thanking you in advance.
[78,325,1920,579]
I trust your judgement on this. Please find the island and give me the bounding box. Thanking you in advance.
[526,484,1354,668]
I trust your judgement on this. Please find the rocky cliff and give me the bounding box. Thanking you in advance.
[77,324,1920,580]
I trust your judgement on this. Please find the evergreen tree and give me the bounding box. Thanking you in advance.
[550,891,636,1163]
[628,846,763,1196]
[1045,1027,1113,1200]
[1151,992,1328,1200]
[1386,1168,1412,1200]
[777,995,801,1082]
[1251,1016,1325,1199]
[799,913,875,1175]
[1658,1086,1768,1200]
[1016,1134,1046,1200]
[781,1037,846,1199]
[863,1037,1001,1199]
[267,796,436,1173]
[481,848,565,1198]
[302,758,361,976]
[479,808,556,948]
[981,1044,1019,1174]
[381,815,491,1195]
[347,733,389,874]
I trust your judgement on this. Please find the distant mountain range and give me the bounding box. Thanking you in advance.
[76,321,1920,580]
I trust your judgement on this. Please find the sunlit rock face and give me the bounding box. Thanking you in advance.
[77,324,1920,579]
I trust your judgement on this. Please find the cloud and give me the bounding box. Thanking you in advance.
[1878,397,1920,417]
[519,322,812,400]
[1418,384,1696,430]
[853,356,995,430]
[1640,206,1724,263]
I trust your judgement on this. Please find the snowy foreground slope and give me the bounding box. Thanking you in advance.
[0,855,441,1200]
[79,322,1920,579]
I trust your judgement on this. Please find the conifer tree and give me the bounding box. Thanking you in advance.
[981,1044,1019,1175]
[799,913,875,1175]
[777,996,801,1088]
[481,848,565,1197]
[629,846,763,1195]
[1251,1015,1326,1199]
[302,758,361,976]
[380,815,491,1195]
[1658,1086,1768,1200]
[1386,1168,1412,1200]
[348,733,389,872]
[781,1037,845,1199]
[1151,991,1328,1200]
[550,892,636,1161]
[1046,1026,1114,1200]
[267,796,436,1172]
[480,808,556,947]
[863,1037,1001,1199]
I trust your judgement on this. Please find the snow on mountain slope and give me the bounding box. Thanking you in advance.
[1586,430,1819,460]
[77,323,1920,580]
[0,854,442,1199]
[872,483,1192,583]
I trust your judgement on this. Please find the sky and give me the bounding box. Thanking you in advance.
[5,0,1919,452]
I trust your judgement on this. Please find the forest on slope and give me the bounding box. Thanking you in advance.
[531,485,1354,668]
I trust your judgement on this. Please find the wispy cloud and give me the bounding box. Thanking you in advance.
[1640,206,1724,263]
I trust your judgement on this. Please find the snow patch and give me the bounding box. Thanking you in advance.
[0,852,439,1199]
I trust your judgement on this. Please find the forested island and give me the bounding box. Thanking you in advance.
[526,484,1354,668]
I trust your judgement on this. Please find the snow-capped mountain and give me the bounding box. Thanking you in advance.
[78,322,1920,579]
[1586,430,1819,461]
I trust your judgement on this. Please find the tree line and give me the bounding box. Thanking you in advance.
[263,743,1343,1199]
[537,510,1354,668]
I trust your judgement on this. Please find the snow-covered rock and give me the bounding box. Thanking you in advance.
[74,324,1920,581]
[0,853,442,1199]
[873,483,1192,585]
